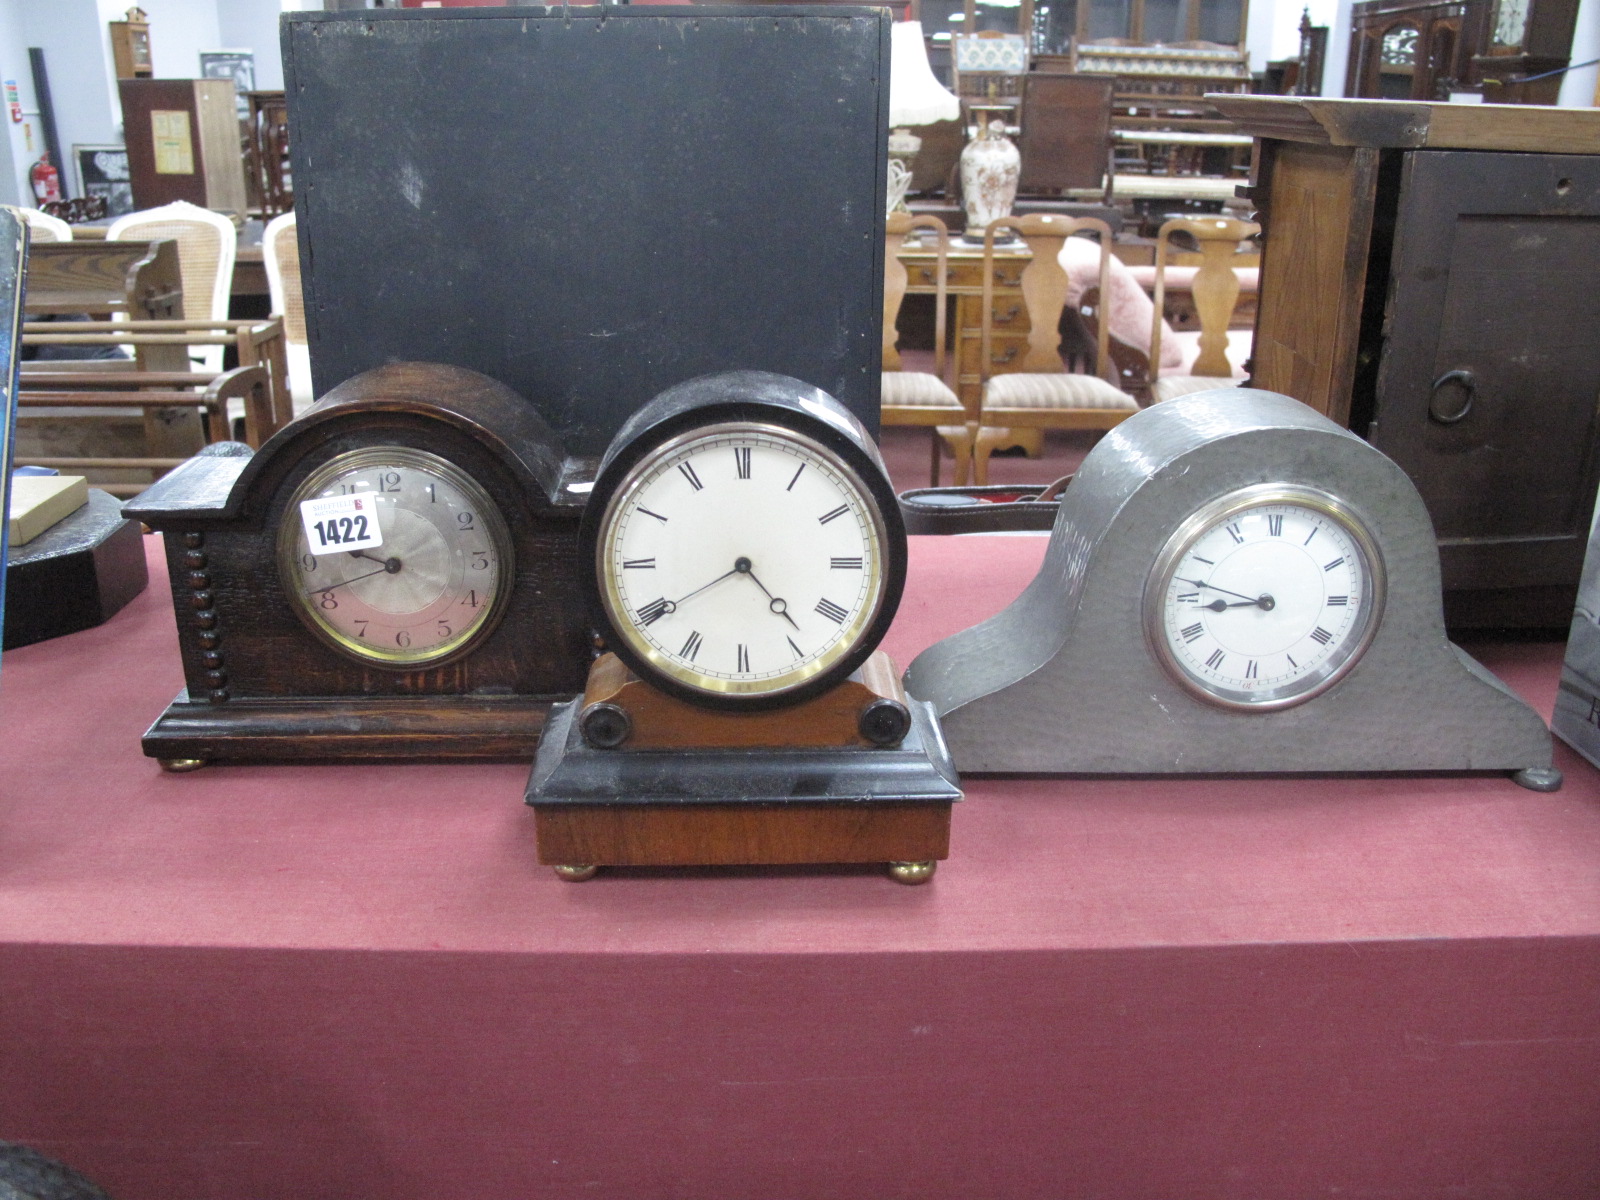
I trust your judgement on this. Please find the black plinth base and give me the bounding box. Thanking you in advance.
[4,491,149,650]
[526,696,962,809]
[140,691,560,765]
[525,694,960,870]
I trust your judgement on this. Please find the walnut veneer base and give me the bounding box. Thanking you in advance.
[525,654,961,874]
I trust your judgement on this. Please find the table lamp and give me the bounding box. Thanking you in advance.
[887,21,960,214]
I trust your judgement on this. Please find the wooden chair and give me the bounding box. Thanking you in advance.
[972,213,1139,484]
[18,208,73,243]
[262,211,313,414]
[882,211,971,486]
[1146,215,1260,403]
[107,201,238,373]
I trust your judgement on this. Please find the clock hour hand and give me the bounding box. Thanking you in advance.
[1204,597,1275,612]
[735,559,801,631]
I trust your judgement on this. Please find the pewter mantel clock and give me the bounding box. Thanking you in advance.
[526,371,961,881]
[903,388,1559,790]
[124,362,593,767]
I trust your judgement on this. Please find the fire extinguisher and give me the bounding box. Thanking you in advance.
[30,153,61,204]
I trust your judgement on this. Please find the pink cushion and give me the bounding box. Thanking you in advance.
[1059,238,1184,370]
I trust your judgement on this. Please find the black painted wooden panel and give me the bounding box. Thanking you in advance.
[282,7,889,455]
[1371,149,1600,595]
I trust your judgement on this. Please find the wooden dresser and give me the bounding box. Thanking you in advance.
[1215,96,1600,629]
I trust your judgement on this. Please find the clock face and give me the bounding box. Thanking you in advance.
[1144,484,1386,710]
[597,422,889,703]
[276,446,514,667]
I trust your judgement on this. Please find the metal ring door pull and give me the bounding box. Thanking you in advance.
[1428,368,1477,424]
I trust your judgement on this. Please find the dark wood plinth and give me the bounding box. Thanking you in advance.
[4,491,149,651]
[534,800,951,867]
[141,692,555,764]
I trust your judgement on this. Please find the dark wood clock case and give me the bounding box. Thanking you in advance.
[124,362,594,766]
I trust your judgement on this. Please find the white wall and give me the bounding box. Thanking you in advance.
[1244,0,1351,95]
[1557,0,1599,106]
[217,0,288,91]
[0,0,121,205]
[0,0,29,205]
[103,0,224,79]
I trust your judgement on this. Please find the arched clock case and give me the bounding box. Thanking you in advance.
[125,362,594,766]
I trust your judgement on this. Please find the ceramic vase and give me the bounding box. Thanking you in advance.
[959,105,1020,241]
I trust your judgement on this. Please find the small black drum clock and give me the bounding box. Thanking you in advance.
[526,371,961,882]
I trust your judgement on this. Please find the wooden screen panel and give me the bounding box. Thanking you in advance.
[1017,73,1114,194]
[1371,149,1600,593]
[1249,140,1380,426]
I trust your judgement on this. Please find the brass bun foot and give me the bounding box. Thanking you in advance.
[888,860,936,885]
[552,864,600,882]
[158,757,208,773]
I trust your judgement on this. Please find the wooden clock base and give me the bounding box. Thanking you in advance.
[524,652,961,882]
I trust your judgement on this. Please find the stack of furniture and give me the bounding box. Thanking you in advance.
[1063,42,1251,141]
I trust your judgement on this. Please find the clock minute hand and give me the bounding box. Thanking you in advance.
[669,565,740,608]
[313,562,396,594]
[1178,576,1269,606]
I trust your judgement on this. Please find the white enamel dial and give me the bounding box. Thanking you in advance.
[598,422,887,701]
[1145,485,1385,710]
[277,447,512,666]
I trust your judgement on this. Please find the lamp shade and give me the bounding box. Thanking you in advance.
[889,22,961,127]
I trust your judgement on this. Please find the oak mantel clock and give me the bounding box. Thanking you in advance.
[526,371,962,882]
[125,362,593,767]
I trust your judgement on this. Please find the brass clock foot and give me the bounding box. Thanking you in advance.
[888,860,936,885]
[1513,766,1562,792]
[158,757,208,773]
[552,864,599,881]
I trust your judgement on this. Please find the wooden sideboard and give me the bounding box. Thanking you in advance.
[1215,96,1600,630]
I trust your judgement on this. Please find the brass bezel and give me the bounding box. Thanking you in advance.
[596,421,888,701]
[276,446,514,669]
[1142,482,1387,711]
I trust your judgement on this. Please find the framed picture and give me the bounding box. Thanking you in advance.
[199,50,255,118]
[73,144,134,218]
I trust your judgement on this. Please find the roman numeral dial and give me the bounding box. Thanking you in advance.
[597,423,889,702]
[1148,488,1384,710]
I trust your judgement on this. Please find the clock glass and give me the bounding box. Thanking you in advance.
[597,422,888,702]
[277,446,513,667]
[1145,484,1386,710]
